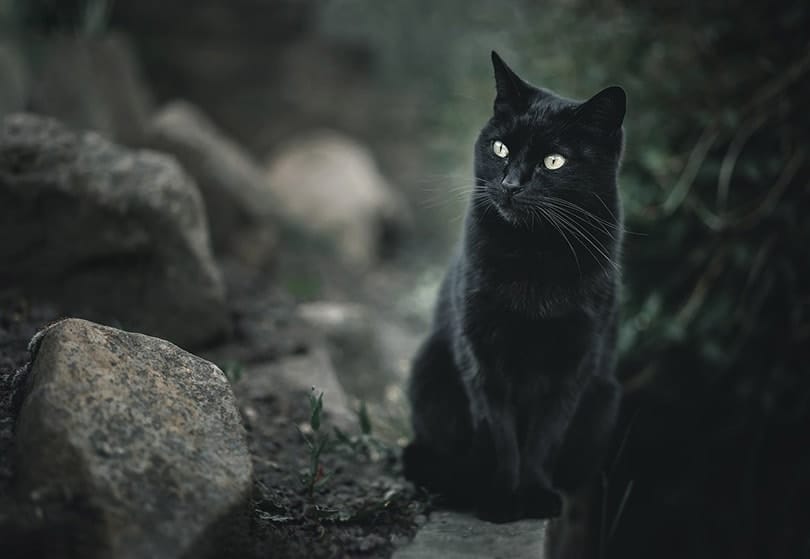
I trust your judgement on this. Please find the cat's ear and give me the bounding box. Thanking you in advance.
[491,51,534,114]
[576,86,626,132]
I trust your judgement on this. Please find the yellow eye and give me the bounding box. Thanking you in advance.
[543,154,566,170]
[493,140,509,158]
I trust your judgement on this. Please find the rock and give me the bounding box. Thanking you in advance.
[0,113,228,348]
[393,511,547,559]
[264,131,411,266]
[110,3,374,155]
[147,101,277,260]
[297,301,419,401]
[14,318,253,559]
[26,34,153,145]
[234,346,354,430]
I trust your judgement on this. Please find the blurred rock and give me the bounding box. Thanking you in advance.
[27,34,153,145]
[264,131,411,266]
[109,2,376,156]
[298,301,419,401]
[234,346,353,430]
[112,0,315,43]
[0,43,27,118]
[0,113,228,348]
[147,101,277,263]
[15,318,252,559]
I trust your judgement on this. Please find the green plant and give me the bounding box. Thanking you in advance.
[298,389,332,500]
[332,400,397,464]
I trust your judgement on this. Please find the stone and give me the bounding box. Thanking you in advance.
[297,301,420,402]
[27,34,153,145]
[0,113,228,348]
[264,131,411,266]
[393,511,547,559]
[234,346,354,430]
[147,101,277,259]
[14,318,253,559]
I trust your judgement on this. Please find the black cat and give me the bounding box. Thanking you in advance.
[403,51,626,523]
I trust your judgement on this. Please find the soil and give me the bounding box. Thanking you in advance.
[246,393,431,558]
[0,294,60,493]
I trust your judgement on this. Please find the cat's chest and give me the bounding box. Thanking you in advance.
[461,289,592,373]
[474,262,578,319]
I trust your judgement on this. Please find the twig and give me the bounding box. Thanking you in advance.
[662,124,719,216]
[716,112,768,212]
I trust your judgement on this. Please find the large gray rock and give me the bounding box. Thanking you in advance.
[0,113,228,348]
[14,318,253,559]
[26,34,153,145]
[147,101,277,261]
[264,131,411,266]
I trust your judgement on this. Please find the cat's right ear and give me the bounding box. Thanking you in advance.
[491,51,533,114]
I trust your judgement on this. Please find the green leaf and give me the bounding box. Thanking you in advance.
[310,390,324,432]
[357,401,372,435]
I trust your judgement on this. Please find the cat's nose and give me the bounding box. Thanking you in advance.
[501,176,524,195]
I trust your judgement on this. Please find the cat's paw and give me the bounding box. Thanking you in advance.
[522,485,563,519]
[401,441,434,485]
[475,490,523,523]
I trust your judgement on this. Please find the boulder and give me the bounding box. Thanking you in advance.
[14,318,253,559]
[264,131,411,266]
[147,101,277,260]
[0,113,228,348]
[26,34,153,145]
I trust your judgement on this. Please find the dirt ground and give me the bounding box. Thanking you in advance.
[247,392,431,558]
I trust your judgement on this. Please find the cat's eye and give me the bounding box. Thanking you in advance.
[543,154,566,170]
[493,140,509,159]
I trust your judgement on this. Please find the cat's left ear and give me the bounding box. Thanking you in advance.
[491,51,534,114]
[577,86,626,132]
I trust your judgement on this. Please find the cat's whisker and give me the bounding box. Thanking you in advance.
[542,196,625,233]
[546,207,620,273]
[542,203,614,262]
[547,207,605,270]
[418,183,489,209]
[536,205,582,276]
[542,200,620,241]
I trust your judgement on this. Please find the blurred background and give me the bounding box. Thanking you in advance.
[1,0,809,557]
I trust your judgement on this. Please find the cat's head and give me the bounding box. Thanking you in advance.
[474,51,626,231]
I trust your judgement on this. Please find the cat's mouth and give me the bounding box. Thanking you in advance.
[490,189,529,223]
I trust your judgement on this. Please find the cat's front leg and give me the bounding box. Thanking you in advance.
[466,372,523,523]
[519,378,587,519]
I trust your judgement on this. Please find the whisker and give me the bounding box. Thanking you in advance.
[543,205,620,273]
[542,196,624,232]
[542,200,620,240]
[537,205,582,276]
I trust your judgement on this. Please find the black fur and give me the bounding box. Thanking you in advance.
[404,51,626,523]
